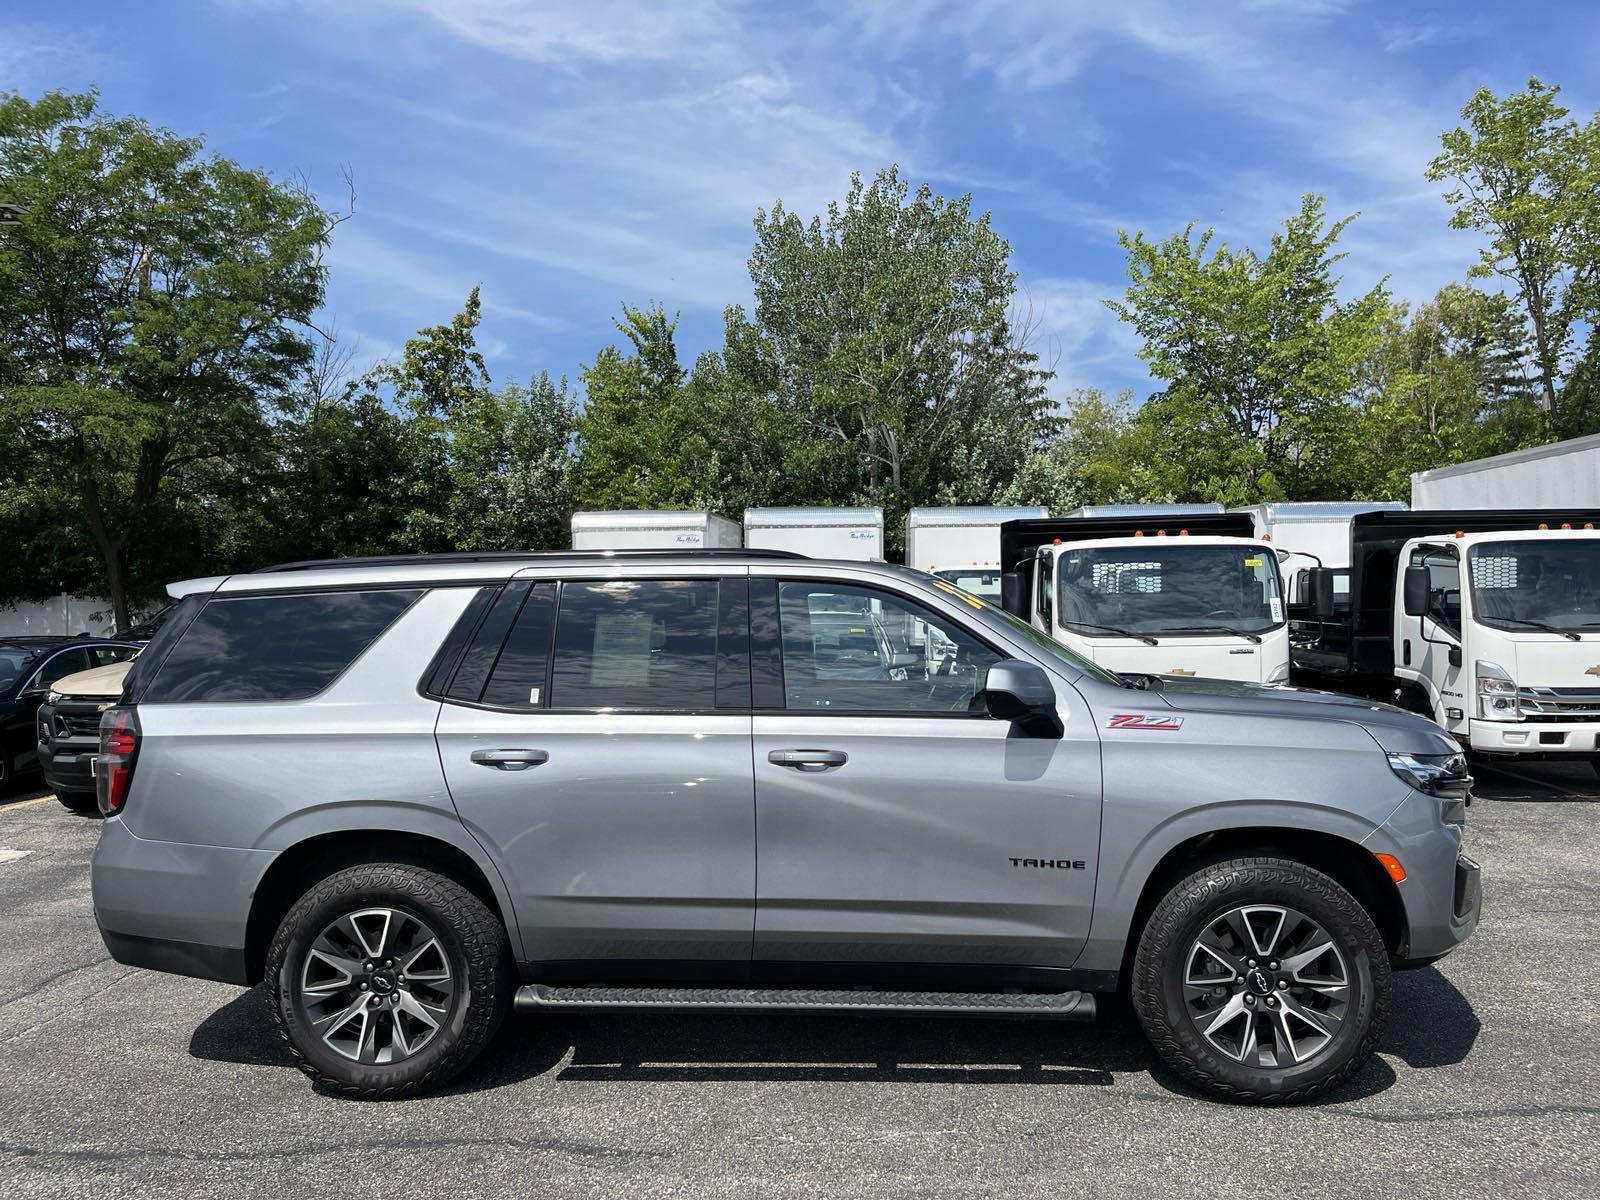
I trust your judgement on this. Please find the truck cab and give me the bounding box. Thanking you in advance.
[1000,515,1291,685]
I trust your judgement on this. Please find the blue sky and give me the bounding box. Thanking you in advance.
[5,1,1597,403]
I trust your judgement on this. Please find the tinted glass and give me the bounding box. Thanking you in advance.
[145,589,421,703]
[777,581,1002,713]
[90,645,137,668]
[35,648,92,689]
[1415,548,1461,636]
[0,648,39,694]
[550,579,719,709]
[445,581,529,703]
[481,584,557,708]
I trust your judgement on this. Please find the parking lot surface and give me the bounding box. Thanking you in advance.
[1,763,1596,1200]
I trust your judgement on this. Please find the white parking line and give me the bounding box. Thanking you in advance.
[0,847,34,863]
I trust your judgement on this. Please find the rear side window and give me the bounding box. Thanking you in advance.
[480,585,557,708]
[549,579,719,709]
[144,589,421,703]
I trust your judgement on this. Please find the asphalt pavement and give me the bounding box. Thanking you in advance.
[0,764,1596,1199]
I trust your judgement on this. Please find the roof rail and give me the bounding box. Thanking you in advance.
[256,548,808,573]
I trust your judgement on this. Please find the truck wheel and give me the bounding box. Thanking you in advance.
[56,790,98,814]
[265,863,513,1099]
[1131,856,1389,1104]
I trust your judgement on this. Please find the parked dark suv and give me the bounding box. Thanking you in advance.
[0,637,139,794]
[92,551,1478,1103]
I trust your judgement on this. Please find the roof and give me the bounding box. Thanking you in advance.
[568,510,735,531]
[1411,431,1600,483]
[906,506,1048,528]
[1062,503,1226,517]
[1238,501,1409,523]
[257,548,803,573]
[743,506,884,527]
[0,635,135,651]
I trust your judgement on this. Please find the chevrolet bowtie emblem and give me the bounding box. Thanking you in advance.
[1586,665,1600,678]
[1169,668,1197,677]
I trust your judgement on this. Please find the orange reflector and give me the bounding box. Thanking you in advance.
[1261,532,1271,541]
[1179,528,1189,536]
[1134,529,1144,537]
[1539,522,1549,530]
[1562,522,1572,530]
[1587,522,1595,530]
[1454,530,1464,538]
[1052,537,1062,545]
[1373,853,1407,884]
[1156,528,1167,536]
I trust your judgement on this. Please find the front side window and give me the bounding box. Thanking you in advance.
[144,589,421,703]
[1412,547,1461,637]
[1056,544,1284,636]
[549,579,719,709]
[1036,552,1054,627]
[34,648,92,690]
[934,567,1002,599]
[776,581,1002,713]
[1469,539,1600,634]
[91,645,137,668]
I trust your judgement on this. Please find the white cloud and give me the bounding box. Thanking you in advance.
[1017,275,1148,396]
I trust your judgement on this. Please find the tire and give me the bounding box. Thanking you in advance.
[265,863,513,1099]
[1131,856,1390,1104]
[56,789,98,814]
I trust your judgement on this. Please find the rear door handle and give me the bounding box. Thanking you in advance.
[470,748,549,771]
[767,749,848,771]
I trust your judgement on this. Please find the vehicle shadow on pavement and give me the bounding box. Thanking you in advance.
[190,977,1477,1104]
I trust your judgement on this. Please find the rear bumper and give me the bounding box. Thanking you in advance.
[91,816,272,986]
[1467,719,1600,755]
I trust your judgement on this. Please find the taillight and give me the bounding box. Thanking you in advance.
[97,706,141,816]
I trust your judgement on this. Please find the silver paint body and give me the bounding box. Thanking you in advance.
[92,556,1476,984]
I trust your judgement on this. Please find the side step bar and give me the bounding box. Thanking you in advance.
[513,984,1097,1020]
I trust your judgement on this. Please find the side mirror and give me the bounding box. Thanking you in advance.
[1309,568,1337,619]
[1000,571,1026,618]
[983,659,1062,738]
[1402,565,1429,617]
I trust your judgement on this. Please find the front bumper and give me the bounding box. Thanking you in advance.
[91,816,273,986]
[38,740,97,795]
[1467,718,1600,755]
[1365,789,1481,963]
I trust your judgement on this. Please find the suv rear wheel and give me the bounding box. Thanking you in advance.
[1131,856,1389,1104]
[265,863,512,1098]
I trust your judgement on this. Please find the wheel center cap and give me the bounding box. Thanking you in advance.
[370,972,396,994]
[1246,968,1273,995]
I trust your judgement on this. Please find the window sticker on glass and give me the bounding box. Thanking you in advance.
[1270,598,1283,623]
[591,613,654,686]
[1244,557,1263,567]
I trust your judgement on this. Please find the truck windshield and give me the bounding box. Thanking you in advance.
[1055,544,1284,636]
[1468,539,1600,633]
[933,568,1002,598]
[922,578,1127,687]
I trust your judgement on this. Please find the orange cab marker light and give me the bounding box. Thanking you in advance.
[1373,852,1407,884]
[1454,530,1464,538]
[1134,529,1144,537]
[1562,522,1572,530]
[1179,528,1189,536]
[1539,523,1549,530]
[1587,522,1595,530]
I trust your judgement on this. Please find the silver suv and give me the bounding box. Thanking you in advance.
[91,550,1480,1103]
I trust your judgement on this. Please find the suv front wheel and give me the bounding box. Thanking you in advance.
[265,863,513,1098]
[1131,856,1390,1104]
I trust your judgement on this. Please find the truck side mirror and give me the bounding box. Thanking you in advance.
[1310,569,1337,619]
[1000,571,1026,618]
[983,659,1062,738]
[1402,565,1429,617]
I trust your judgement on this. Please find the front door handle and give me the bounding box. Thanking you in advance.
[767,749,848,771]
[471,748,549,771]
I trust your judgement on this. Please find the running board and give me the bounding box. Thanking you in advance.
[513,984,1097,1020]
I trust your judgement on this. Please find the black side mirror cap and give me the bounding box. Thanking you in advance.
[1000,571,1026,618]
[1310,568,1337,619]
[984,659,1062,738]
[1402,565,1429,617]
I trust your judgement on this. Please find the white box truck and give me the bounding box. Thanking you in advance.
[1233,501,1407,606]
[570,510,741,550]
[905,506,1048,599]
[998,510,1290,685]
[743,507,884,560]
[1292,508,1600,768]
[1412,433,1600,509]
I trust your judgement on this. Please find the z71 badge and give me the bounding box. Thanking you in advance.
[1106,713,1185,731]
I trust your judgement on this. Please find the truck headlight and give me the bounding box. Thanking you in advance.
[1386,751,1472,819]
[1476,660,1519,720]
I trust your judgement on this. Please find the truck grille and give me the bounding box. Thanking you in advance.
[1517,686,1600,722]
[52,702,108,741]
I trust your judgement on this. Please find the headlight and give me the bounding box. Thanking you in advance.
[45,691,62,705]
[1387,751,1473,818]
[1265,661,1290,685]
[1476,659,1519,720]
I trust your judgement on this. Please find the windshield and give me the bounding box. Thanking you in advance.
[1468,539,1600,632]
[925,577,1127,687]
[0,648,42,695]
[933,567,1002,598]
[1055,543,1284,636]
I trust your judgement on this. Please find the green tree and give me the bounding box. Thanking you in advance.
[0,90,333,625]
[571,303,699,510]
[1428,77,1600,423]
[998,388,1148,510]
[720,167,1055,548]
[1108,194,1390,503]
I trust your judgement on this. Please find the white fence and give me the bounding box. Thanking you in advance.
[0,595,117,638]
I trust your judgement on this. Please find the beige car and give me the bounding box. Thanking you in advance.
[37,659,134,812]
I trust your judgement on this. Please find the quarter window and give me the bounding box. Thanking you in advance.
[775,582,1002,713]
[548,579,720,710]
[479,585,557,708]
[144,589,421,703]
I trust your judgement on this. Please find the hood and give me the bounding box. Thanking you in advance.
[1151,676,1459,755]
[49,659,133,699]
[1507,637,1600,689]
